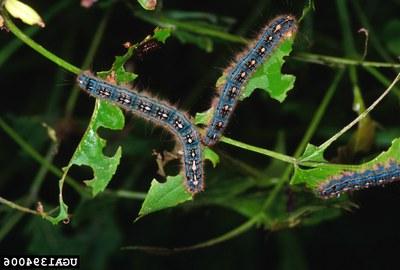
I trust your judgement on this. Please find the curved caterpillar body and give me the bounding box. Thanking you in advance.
[202,15,297,145]
[77,72,204,194]
[203,15,297,146]
[318,160,400,199]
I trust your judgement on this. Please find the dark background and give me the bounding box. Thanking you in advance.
[0,0,400,269]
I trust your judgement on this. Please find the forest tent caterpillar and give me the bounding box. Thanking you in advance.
[203,15,297,146]
[318,160,400,199]
[76,72,204,194]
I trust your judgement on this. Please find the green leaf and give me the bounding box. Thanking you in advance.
[300,143,327,163]
[47,94,124,224]
[97,52,138,84]
[194,107,214,125]
[291,142,347,188]
[291,138,400,192]
[65,100,124,197]
[44,200,68,225]
[97,46,138,84]
[291,164,342,191]
[97,27,172,81]
[242,38,296,102]
[154,27,172,43]
[138,175,193,218]
[204,147,220,168]
[73,101,124,196]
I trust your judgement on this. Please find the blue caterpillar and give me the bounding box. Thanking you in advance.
[203,15,297,146]
[77,72,204,194]
[76,15,298,194]
[318,160,400,198]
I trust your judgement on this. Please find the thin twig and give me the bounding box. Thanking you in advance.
[0,197,39,216]
[293,52,400,68]
[312,72,400,159]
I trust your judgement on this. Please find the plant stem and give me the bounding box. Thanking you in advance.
[0,142,59,242]
[0,0,71,67]
[0,117,87,197]
[363,66,400,99]
[295,69,345,158]
[315,72,400,157]
[220,136,297,165]
[2,12,80,74]
[103,189,147,200]
[65,10,112,117]
[351,0,398,71]
[122,214,261,253]
[293,52,400,68]
[262,70,345,211]
[0,197,38,215]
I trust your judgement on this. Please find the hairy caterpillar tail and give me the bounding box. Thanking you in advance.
[77,72,204,194]
[203,15,297,146]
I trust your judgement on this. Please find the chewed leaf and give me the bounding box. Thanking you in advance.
[49,71,124,223]
[47,99,124,224]
[291,163,342,189]
[291,138,400,195]
[47,27,174,223]
[204,147,220,168]
[73,100,124,196]
[242,38,296,102]
[138,175,193,218]
[97,46,138,84]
